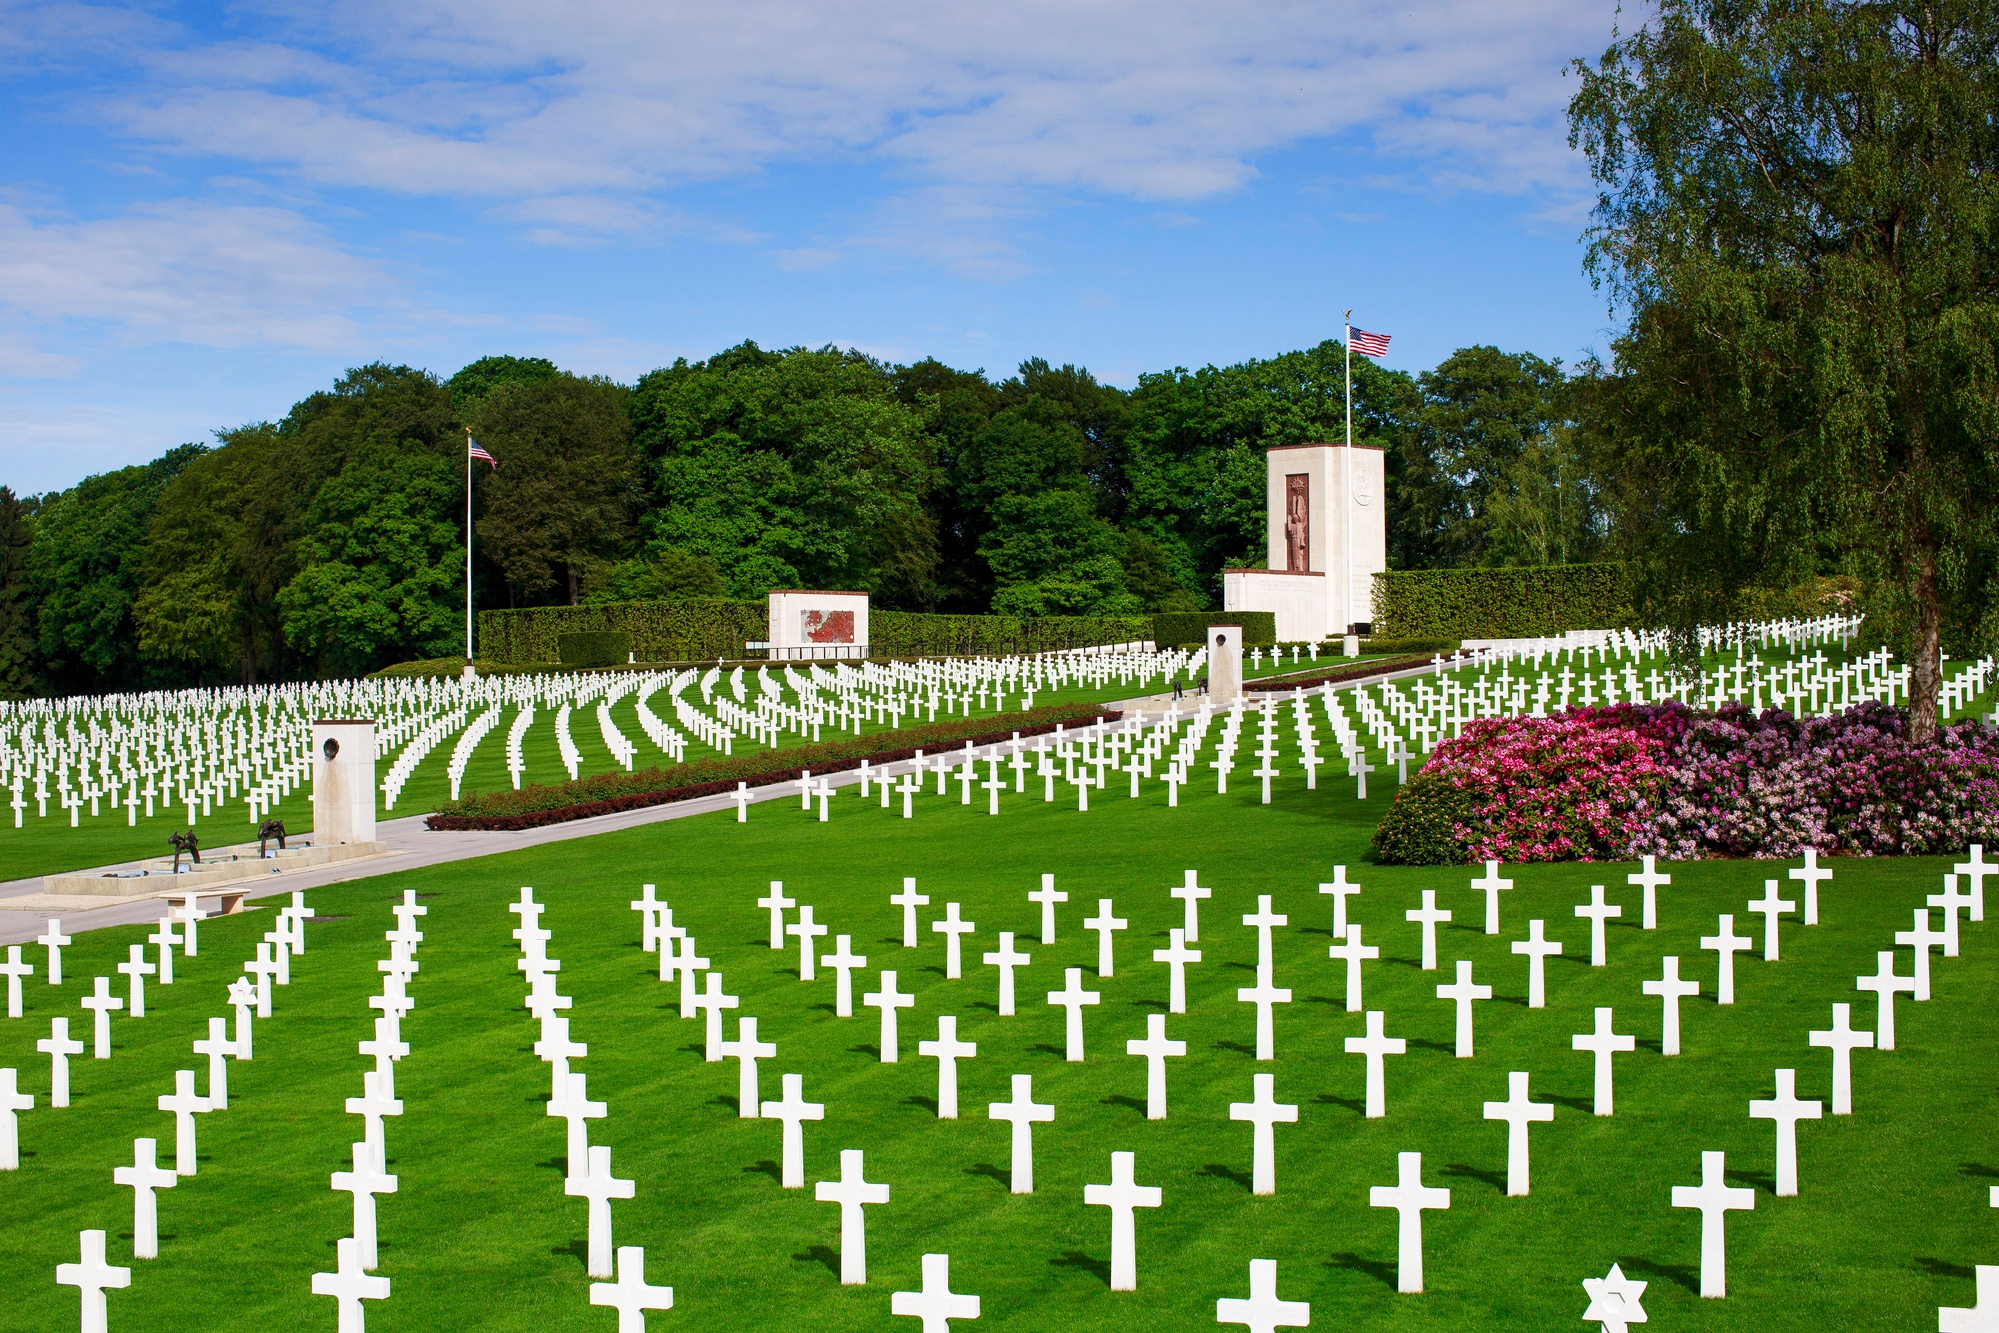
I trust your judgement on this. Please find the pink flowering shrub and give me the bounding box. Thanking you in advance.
[1372,701,1999,864]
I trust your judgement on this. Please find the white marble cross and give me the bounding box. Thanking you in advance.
[1482,1070,1554,1195]
[918,1016,977,1118]
[1436,961,1491,1058]
[245,943,279,1017]
[723,1018,777,1119]
[1328,923,1379,1013]
[1940,1266,1999,1333]
[1152,928,1201,1014]
[38,1017,83,1107]
[1085,899,1127,977]
[1510,919,1564,1009]
[1350,749,1374,799]
[190,1017,237,1112]
[933,902,976,979]
[1030,874,1066,944]
[1571,1007,1635,1116]
[988,1073,1054,1193]
[695,973,740,1060]
[1642,956,1700,1055]
[1370,1152,1449,1294]
[1126,1012,1186,1119]
[787,906,829,981]
[1319,867,1361,940]
[1217,1258,1310,1332]
[822,936,867,1017]
[1929,875,1974,957]
[1243,896,1288,971]
[1895,908,1948,1001]
[1229,1073,1297,1196]
[1746,880,1797,961]
[114,1137,176,1258]
[118,945,156,1018]
[893,879,930,948]
[760,1072,824,1188]
[590,1246,675,1330]
[1955,844,1993,922]
[1048,968,1102,1061]
[311,1234,389,1331]
[158,1068,211,1175]
[1345,1010,1406,1118]
[669,935,709,1020]
[228,977,256,1057]
[332,1139,398,1270]
[348,1069,404,1174]
[1405,891,1451,971]
[1573,886,1621,967]
[1855,950,1917,1051]
[1,945,31,1017]
[981,933,1031,1016]
[1085,1150,1163,1291]
[1671,1150,1754,1298]
[730,780,753,823]
[1787,847,1831,925]
[534,1015,585,1102]
[1626,855,1670,930]
[81,976,123,1059]
[864,971,915,1062]
[759,881,796,949]
[630,884,665,953]
[148,917,180,985]
[1749,1067,1821,1197]
[1700,914,1753,1005]
[1471,860,1513,935]
[1172,870,1213,941]
[816,1149,890,1285]
[0,1065,28,1173]
[39,918,71,985]
[1581,1263,1649,1333]
[548,1071,605,1176]
[1807,1002,1874,1114]
[891,1252,980,1330]
[566,1143,636,1277]
[1236,964,1291,1061]
[57,1229,130,1333]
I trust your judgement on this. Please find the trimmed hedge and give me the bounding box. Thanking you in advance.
[1359,637,1461,655]
[871,611,1150,658]
[1152,612,1277,647]
[426,702,1117,831]
[1241,654,1438,692]
[1370,564,1630,640]
[558,631,630,667]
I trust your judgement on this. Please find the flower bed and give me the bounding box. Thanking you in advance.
[1371,701,1999,864]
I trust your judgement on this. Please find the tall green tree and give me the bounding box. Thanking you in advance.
[0,487,38,698]
[1570,0,1999,737]
[1410,346,1575,566]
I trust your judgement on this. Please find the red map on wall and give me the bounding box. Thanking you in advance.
[802,610,856,644]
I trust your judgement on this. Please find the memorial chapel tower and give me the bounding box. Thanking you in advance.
[1221,442,1387,642]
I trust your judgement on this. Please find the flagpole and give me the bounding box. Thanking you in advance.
[1343,310,1353,640]
[464,430,474,677]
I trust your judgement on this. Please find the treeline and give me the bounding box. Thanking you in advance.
[0,340,1607,696]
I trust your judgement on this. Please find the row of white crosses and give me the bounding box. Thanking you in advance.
[43,891,315,1333]
[517,888,677,1331]
[310,892,423,1330]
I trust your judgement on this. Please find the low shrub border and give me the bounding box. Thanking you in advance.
[1243,655,1439,692]
[425,702,1120,832]
[1370,563,1630,640]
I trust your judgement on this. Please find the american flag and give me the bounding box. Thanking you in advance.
[468,438,498,468]
[1349,328,1391,358]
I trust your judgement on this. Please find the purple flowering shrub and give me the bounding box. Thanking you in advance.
[1371,701,1999,864]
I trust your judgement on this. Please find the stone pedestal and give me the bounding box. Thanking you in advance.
[312,721,377,844]
[767,591,870,661]
[1207,626,1244,704]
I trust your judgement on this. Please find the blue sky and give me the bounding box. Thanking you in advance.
[0,0,1629,495]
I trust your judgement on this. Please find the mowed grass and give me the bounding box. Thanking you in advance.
[0,746,1992,1332]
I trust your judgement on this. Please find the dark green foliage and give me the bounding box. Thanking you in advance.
[1369,772,1481,864]
[1358,636,1462,655]
[478,599,768,664]
[0,487,37,698]
[556,631,630,667]
[1150,611,1277,647]
[431,701,1112,826]
[870,611,1151,658]
[447,355,559,408]
[1371,564,1630,639]
[582,550,727,604]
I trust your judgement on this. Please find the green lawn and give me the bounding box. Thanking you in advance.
[0,734,1990,1331]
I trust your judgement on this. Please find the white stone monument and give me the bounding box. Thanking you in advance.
[1205,627,1244,705]
[815,1149,890,1285]
[1511,920,1564,1008]
[1369,1152,1450,1294]
[1573,886,1620,967]
[1217,1258,1311,1331]
[1671,1150,1754,1298]
[39,1018,82,1107]
[1320,866,1361,940]
[1701,914,1752,1005]
[892,879,928,948]
[312,720,378,845]
[1472,861,1513,935]
[1222,441,1386,641]
[758,882,795,949]
[1085,1151,1163,1292]
[1048,968,1101,1061]
[1581,1263,1648,1332]
[766,590,869,661]
[1030,874,1065,944]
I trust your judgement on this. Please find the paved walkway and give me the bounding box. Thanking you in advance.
[0,665,1443,946]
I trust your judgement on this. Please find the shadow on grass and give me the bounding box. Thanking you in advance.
[1618,1255,1700,1295]
[1130,998,1167,1010]
[1100,1094,1147,1118]
[1960,1163,1999,1178]
[1408,1038,1453,1054]
[1916,1257,1976,1279]
[745,1160,783,1184]
[965,1163,1009,1187]
[1725,1165,1775,1195]
[536,1157,567,1175]
[553,1238,588,1268]
[849,1044,880,1059]
[678,1044,706,1058]
[1199,1162,1252,1192]
[970,1001,999,1013]
[1314,1092,1366,1117]
[906,1095,938,1113]
[1051,1251,1111,1286]
[808,1002,836,1015]
[1324,1251,1398,1290]
[794,1244,841,1277]
[708,1096,738,1114]
[922,966,948,977]
[1029,1044,1068,1058]
[1546,1094,1594,1114]
[1441,1162,1505,1193]
[1222,960,1256,973]
[1212,1040,1256,1056]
